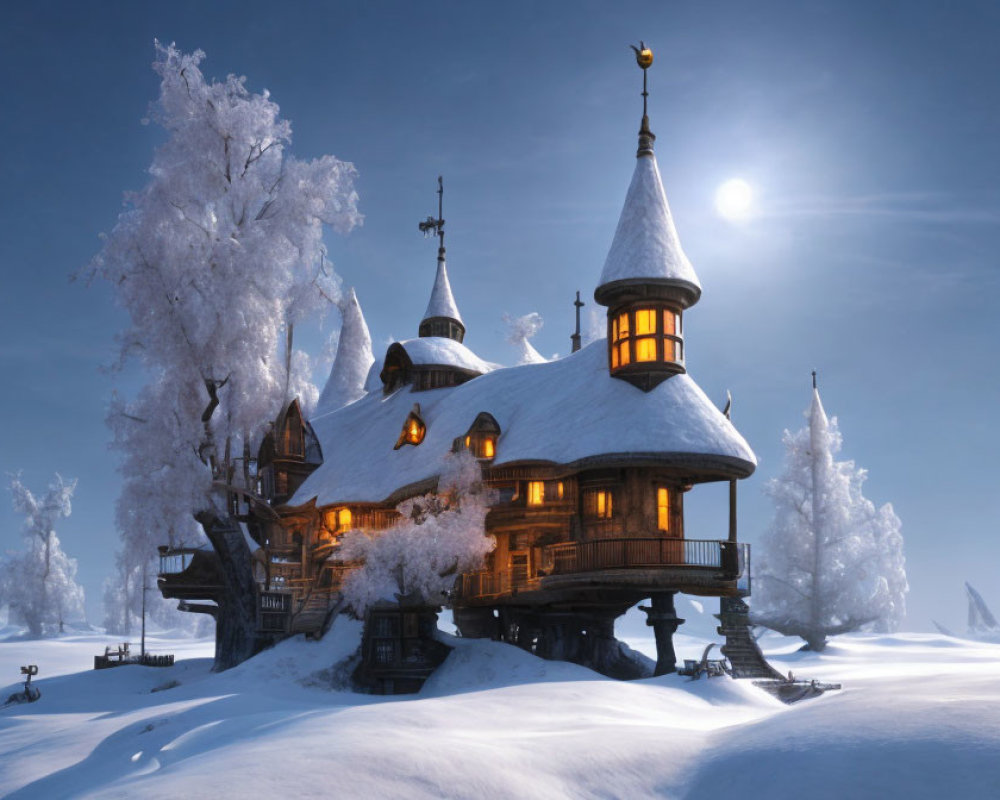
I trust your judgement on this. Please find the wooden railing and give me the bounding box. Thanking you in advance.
[459,539,748,601]
[157,547,205,576]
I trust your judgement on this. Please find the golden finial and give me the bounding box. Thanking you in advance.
[631,41,653,69]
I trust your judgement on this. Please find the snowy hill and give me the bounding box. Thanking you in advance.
[1,625,999,798]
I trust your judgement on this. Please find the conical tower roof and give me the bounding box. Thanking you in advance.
[422,255,463,325]
[315,287,374,417]
[596,148,701,305]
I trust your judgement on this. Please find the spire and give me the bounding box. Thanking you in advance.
[809,372,829,453]
[630,41,656,157]
[315,287,374,416]
[595,43,701,308]
[571,291,583,353]
[418,177,466,342]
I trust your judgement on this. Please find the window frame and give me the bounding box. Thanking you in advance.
[608,306,684,369]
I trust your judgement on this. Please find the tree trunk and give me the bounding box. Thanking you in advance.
[195,511,276,671]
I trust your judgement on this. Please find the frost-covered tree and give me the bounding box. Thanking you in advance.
[339,451,495,616]
[503,311,547,364]
[0,474,85,636]
[315,287,373,416]
[752,379,908,650]
[85,42,361,665]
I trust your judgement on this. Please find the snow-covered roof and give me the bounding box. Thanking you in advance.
[315,288,374,417]
[423,258,463,323]
[597,153,701,295]
[397,337,498,375]
[293,341,755,506]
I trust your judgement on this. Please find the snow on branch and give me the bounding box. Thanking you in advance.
[752,388,908,650]
[1,473,85,636]
[503,311,547,364]
[84,42,362,587]
[338,451,496,616]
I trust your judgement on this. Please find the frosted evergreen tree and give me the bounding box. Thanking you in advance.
[84,42,361,665]
[339,451,495,616]
[753,376,908,650]
[0,474,85,636]
[315,287,374,416]
[503,311,547,364]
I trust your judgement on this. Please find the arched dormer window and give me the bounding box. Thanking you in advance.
[394,404,426,449]
[380,343,414,395]
[454,412,500,460]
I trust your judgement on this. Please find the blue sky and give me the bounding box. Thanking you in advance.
[2,1,999,630]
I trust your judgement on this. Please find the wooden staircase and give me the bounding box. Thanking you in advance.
[716,597,786,680]
[290,593,333,635]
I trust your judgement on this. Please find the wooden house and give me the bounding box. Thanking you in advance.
[158,49,758,685]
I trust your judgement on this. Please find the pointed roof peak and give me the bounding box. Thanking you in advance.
[315,287,374,417]
[596,153,701,298]
[422,253,463,325]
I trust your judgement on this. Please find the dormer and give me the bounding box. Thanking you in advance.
[257,398,322,504]
[379,338,494,394]
[594,45,701,392]
[454,412,501,460]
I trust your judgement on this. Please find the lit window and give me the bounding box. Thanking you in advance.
[636,338,657,362]
[636,309,656,335]
[482,437,495,458]
[324,507,353,533]
[557,482,564,501]
[617,312,629,338]
[465,435,471,448]
[619,342,630,366]
[527,481,545,506]
[663,310,676,336]
[585,489,613,519]
[394,406,426,449]
[657,488,670,531]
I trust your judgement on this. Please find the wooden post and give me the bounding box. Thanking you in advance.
[728,479,737,544]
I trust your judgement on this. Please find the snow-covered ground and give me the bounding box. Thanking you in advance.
[1,622,998,799]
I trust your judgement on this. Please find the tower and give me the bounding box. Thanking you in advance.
[594,43,701,391]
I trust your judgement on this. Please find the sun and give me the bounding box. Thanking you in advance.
[715,178,754,220]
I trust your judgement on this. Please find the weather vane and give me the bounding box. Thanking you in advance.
[418,175,446,254]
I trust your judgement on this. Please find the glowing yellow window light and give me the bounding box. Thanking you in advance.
[394,406,426,449]
[482,437,495,458]
[617,312,630,338]
[636,309,656,335]
[663,310,676,336]
[657,488,670,531]
[612,317,619,342]
[611,346,619,368]
[338,508,352,530]
[557,482,564,500]
[619,343,631,366]
[406,418,423,444]
[595,490,612,518]
[636,338,657,362]
[663,340,675,362]
[465,435,471,448]
[527,481,545,506]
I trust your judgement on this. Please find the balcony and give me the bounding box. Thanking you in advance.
[459,538,749,602]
